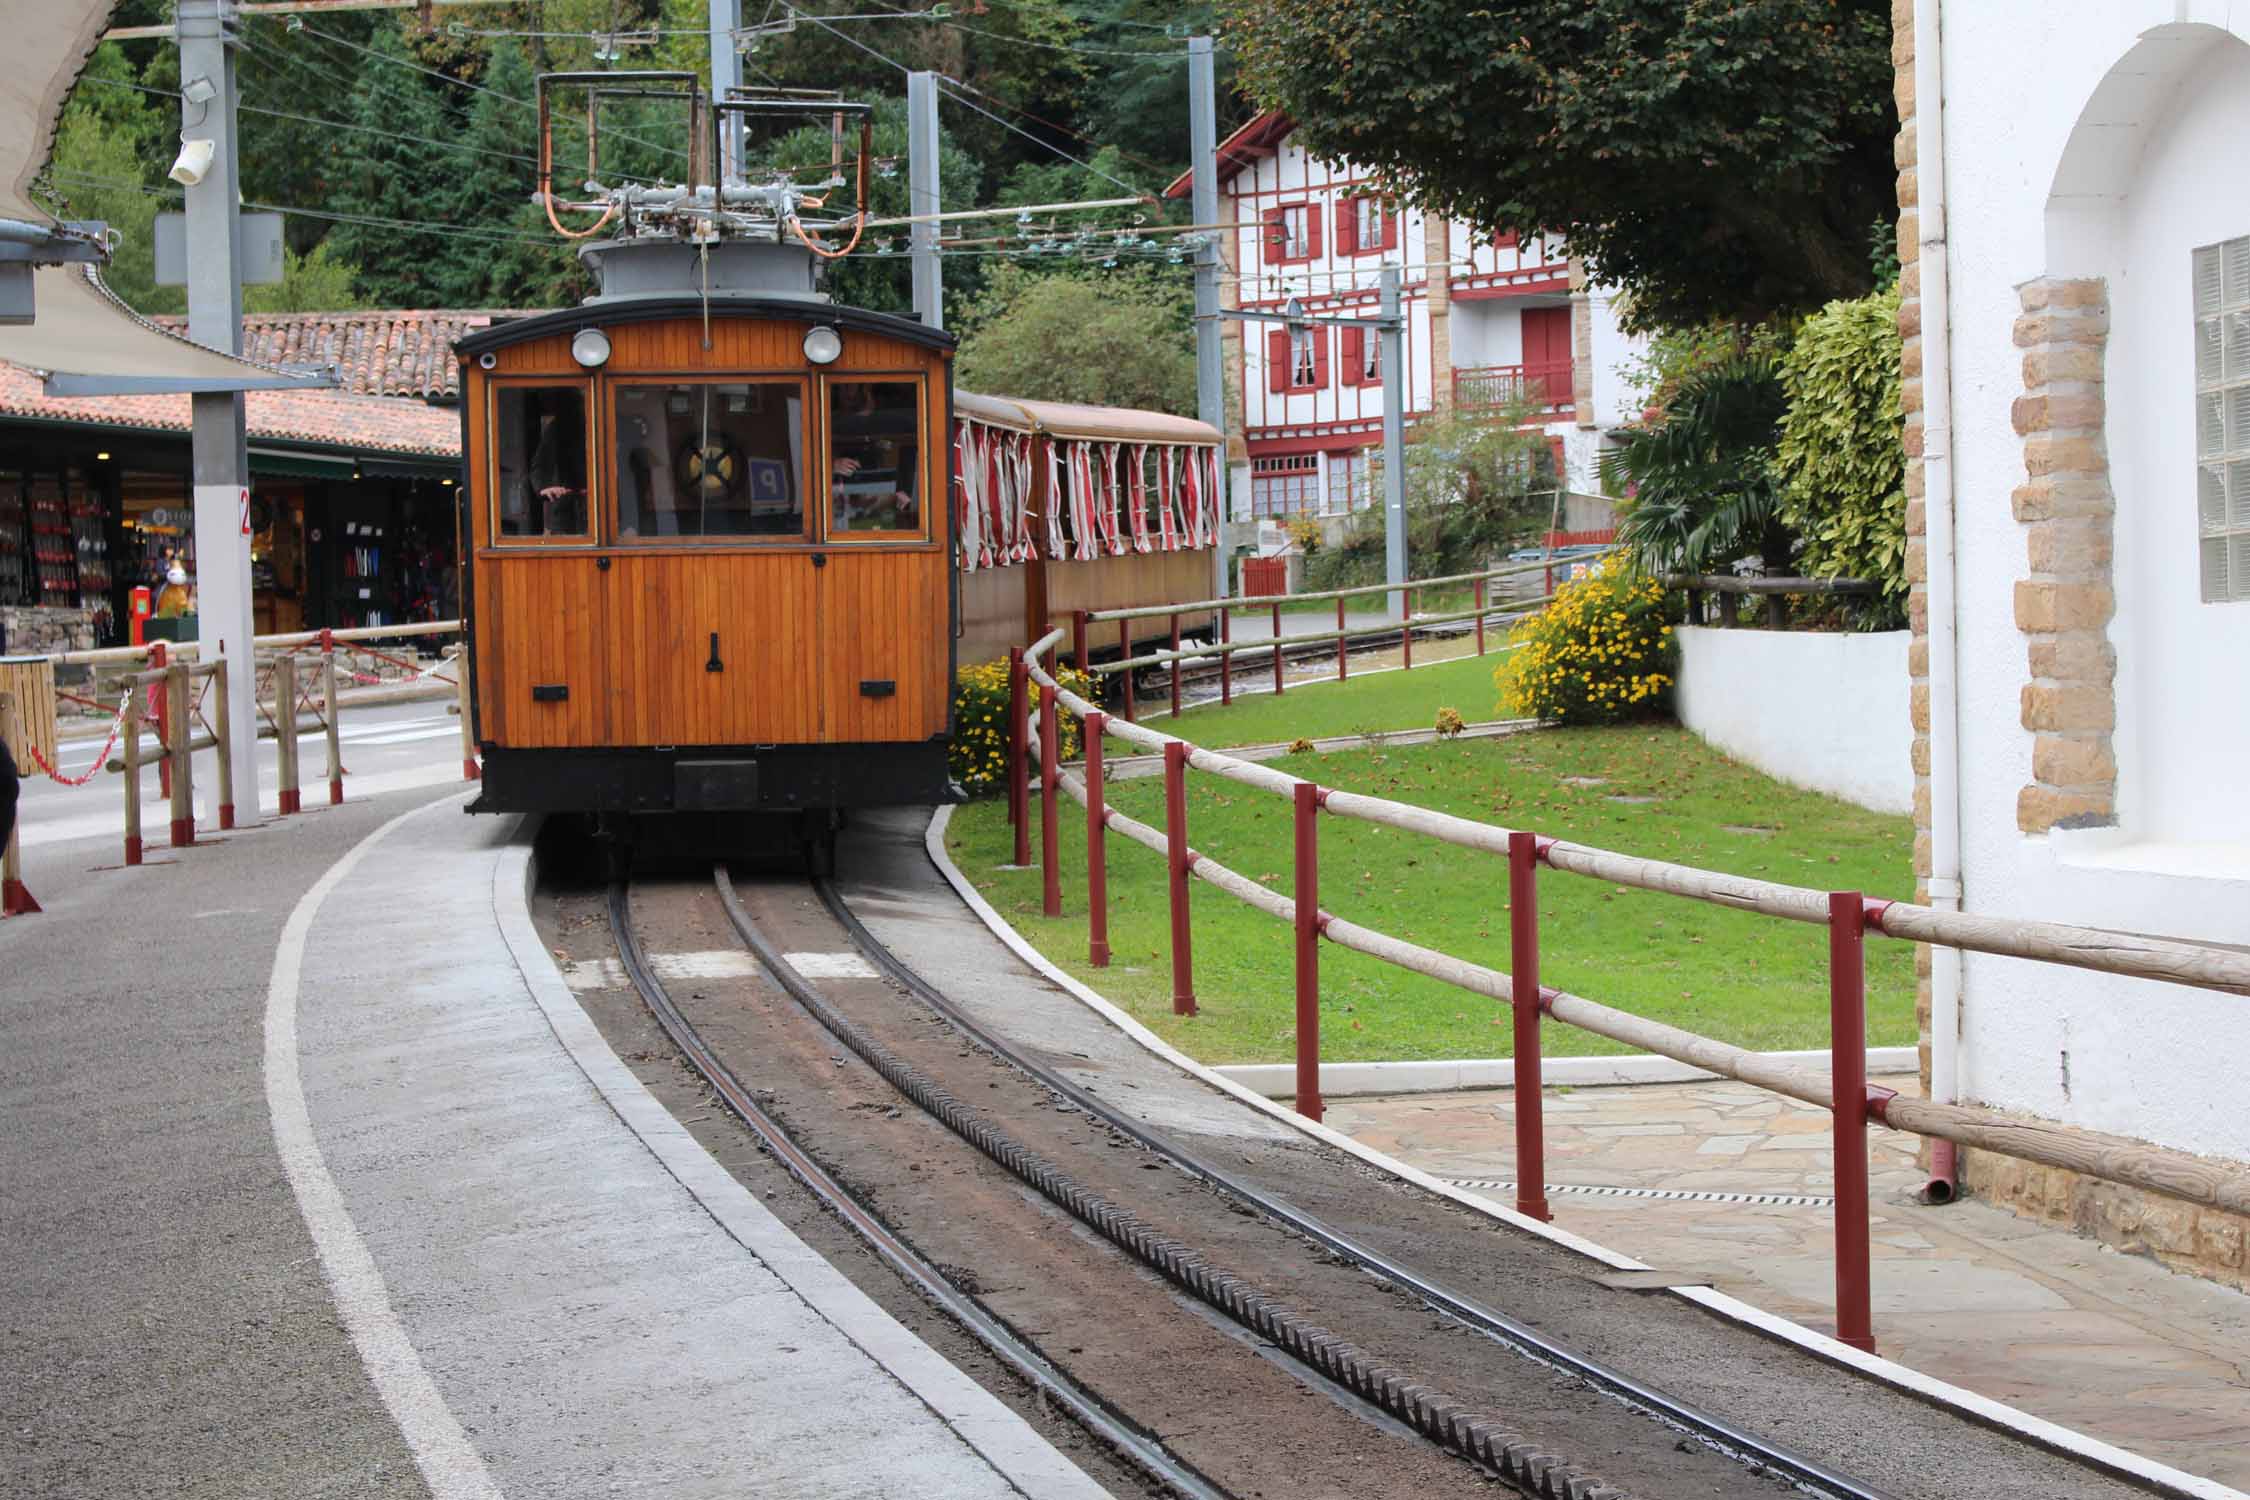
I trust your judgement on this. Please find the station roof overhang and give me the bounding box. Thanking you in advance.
[0,1,336,397]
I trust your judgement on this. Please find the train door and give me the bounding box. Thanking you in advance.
[599,375,825,747]
[817,373,950,745]
[481,380,610,749]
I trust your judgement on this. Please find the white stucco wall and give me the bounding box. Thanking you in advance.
[1672,628,1912,815]
[1937,4,2250,1161]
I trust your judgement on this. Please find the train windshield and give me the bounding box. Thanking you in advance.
[613,381,806,539]
[493,385,590,540]
[827,379,921,535]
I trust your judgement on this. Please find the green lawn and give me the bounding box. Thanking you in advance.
[949,717,1915,1067]
[1156,646,1523,744]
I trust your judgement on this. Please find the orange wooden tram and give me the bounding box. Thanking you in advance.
[457,296,958,830]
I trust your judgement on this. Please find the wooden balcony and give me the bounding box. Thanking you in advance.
[1452,360,1574,418]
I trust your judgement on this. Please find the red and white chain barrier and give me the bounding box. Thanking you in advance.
[22,686,134,790]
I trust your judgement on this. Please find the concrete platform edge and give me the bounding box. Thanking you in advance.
[491,821,1106,1500]
[924,805,2246,1500]
[1216,1048,1919,1099]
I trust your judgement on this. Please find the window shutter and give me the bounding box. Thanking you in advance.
[1341,326,1363,385]
[1335,199,1357,258]
[1495,229,1518,251]
[1267,328,1290,393]
[1382,202,1401,251]
[1311,328,1330,386]
[1263,209,1286,265]
[1305,203,1324,260]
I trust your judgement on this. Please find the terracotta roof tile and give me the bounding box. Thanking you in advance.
[0,359,461,459]
[150,308,541,401]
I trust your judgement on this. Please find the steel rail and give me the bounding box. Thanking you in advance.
[812,877,1896,1500]
[603,883,1229,1500]
[715,873,1648,1500]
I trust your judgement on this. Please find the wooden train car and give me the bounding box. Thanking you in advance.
[457,297,957,828]
[952,392,1222,668]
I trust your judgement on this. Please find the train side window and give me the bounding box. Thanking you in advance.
[825,379,924,537]
[613,380,807,540]
[492,385,591,541]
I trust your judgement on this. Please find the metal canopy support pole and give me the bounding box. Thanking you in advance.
[1189,36,1227,602]
[1379,265,1408,621]
[708,0,742,187]
[907,71,943,330]
[179,1,261,827]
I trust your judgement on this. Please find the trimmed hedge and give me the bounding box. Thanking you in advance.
[1774,287,1907,622]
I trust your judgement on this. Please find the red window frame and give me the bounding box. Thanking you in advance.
[1264,325,1329,392]
[1262,201,1321,266]
[1336,196,1399,258]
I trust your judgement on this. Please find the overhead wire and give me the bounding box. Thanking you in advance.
[39,169,568,249]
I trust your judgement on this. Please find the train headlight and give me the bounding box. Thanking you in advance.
[803,325,843,365]
[571,328,612,368]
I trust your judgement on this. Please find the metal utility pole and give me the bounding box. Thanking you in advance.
[708,0,743,185]
[1188,35,1227,599]
[178,0,260,823]
[907,72,942,329]
[1379,265,1407,616]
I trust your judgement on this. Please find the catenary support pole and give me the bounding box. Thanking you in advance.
[1508,831,1551,1222]
[1189,36,1227,602]
[1379,265,1407,621]
[1293,780,1323,1121]
[1038,683,1060,917]
[1084,711,1110,967]
[178,1,262,828]
[1335,596,1347,680]
[708,0,743,186]
[1270,601,1284,695]
[1402,586,1413,670]
[1163,740,1197,1016]
[907,71,943,330]
[1831,890,1876,1353]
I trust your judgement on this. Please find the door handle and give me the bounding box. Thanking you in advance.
[596,555,612,571]
[706,632,725,673]
[811,552,828,569]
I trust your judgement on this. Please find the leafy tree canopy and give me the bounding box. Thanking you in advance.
[1227,0,1897,329]
[953,263,1196,414]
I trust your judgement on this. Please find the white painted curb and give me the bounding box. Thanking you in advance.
[1216,1047,1919,1100]
[925,803,2246,1500]
[494,823,1107,1500]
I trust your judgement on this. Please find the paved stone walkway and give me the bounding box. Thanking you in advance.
[1331,1076,2250,1492]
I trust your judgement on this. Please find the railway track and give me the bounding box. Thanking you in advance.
[599,862,1894,1500]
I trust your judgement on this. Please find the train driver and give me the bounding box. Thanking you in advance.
[497,387,589,537]
[528,400,589,534]
[829,381,920,532]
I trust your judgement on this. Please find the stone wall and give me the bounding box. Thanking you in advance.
[0,606,99,658]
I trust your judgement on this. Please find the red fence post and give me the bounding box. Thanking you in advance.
[1294,780,1324,1122]
[1219,608,1233,706]
[1507,831,1553,1222]
[1007,649,1031,866]
[1270,601,1284,696]
[1169,611,1182,720]
[1039,683,1061,917]
[1072,609,1088,676]
[1475,577,1488,657]
[1402,586,1414,671]
[1084,712,1111,967]
[1120,618,1137,724]
[150,641,171,801]
[1163,740,1197,1016]
[1830,889,1876,1354]
[1335,596,1347,680]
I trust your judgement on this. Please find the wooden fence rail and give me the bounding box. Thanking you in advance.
[1015,625,2250,1353]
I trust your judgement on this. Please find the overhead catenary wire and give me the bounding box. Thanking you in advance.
[40,169,568,249]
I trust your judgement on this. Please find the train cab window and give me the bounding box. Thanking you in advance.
[826,379,923,536]
[492,385,591,540]
[613,380,806,540]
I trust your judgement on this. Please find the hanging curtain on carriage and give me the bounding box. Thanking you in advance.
[953,423,986,571]
[1002,431,1036,564]
[1126,442,1156,554]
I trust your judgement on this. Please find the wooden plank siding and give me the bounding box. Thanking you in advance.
[463,313,952,752]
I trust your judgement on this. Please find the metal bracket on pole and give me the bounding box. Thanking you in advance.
[907,72,943,330]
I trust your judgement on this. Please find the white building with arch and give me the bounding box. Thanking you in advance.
[1902,3,2250,1281]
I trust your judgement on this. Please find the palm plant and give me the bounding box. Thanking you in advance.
[1603,353,1793,579]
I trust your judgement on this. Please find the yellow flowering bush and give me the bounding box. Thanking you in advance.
[1502,561,1676,725]
[952,658,1095,796]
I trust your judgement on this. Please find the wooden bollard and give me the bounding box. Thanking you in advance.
[1084,712,1110,968]
[0,692,39,915]
[1038,683,1060,918]
[275,654,302,815]
[321,647,343,806]
[167,661,194,848]
[1163,741,1196,1017]
[121,689,144,865]
[210,660,234,832]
